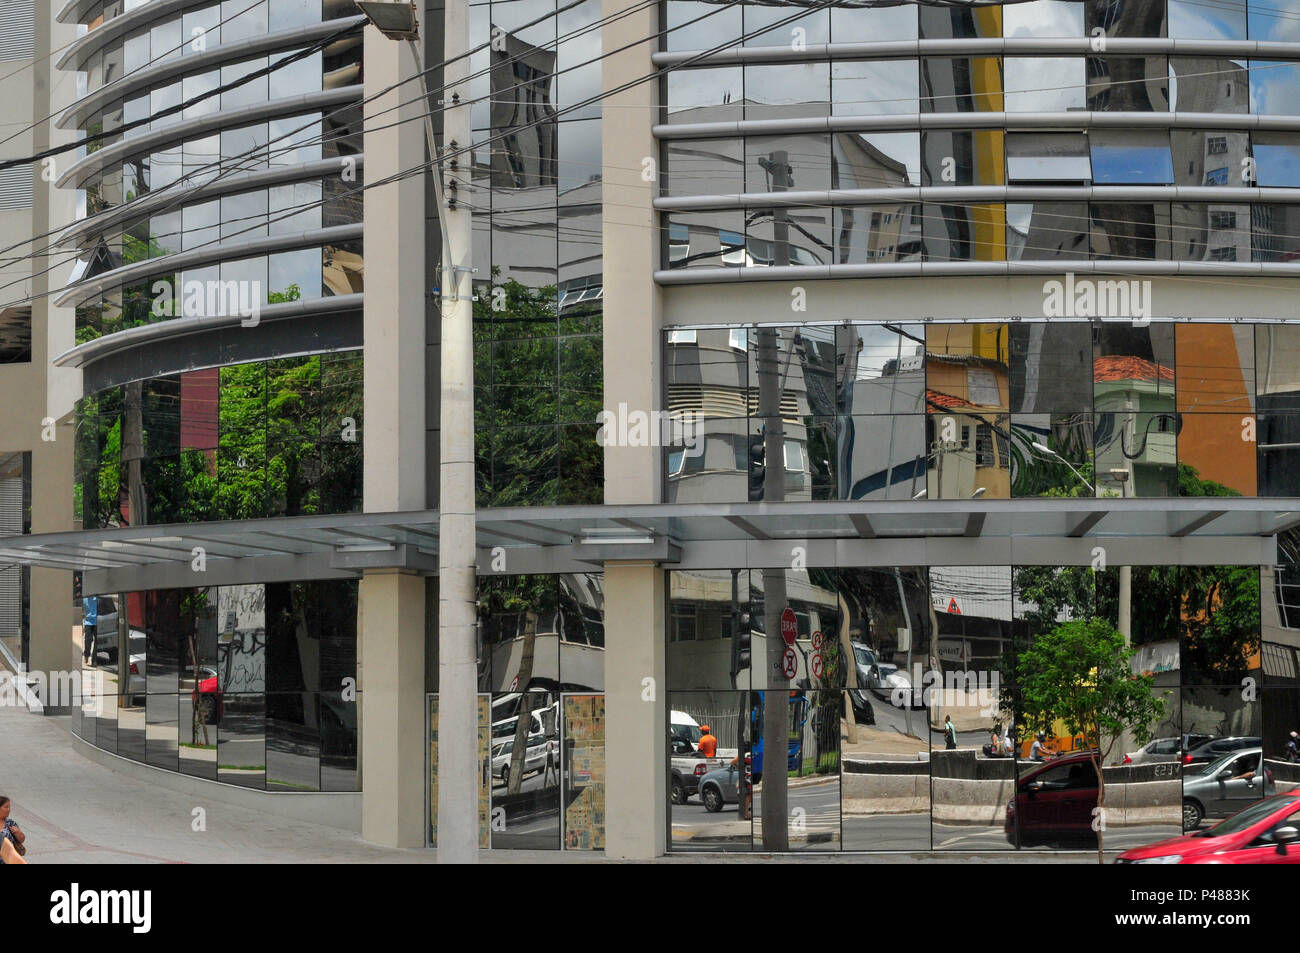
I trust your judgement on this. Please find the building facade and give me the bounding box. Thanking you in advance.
[1,0,1299,857]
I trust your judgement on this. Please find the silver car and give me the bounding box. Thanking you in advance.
[698,760,745,813]
[1182,747,1274,831]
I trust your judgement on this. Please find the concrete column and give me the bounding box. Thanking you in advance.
[603,561,666,859]
[358,571,427,846]
[600,0,666,857]
[359,20,427,847]
[600,0,668,857]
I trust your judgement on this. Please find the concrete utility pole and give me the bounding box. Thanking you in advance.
[434,0,480,865]
[360,0,478,862]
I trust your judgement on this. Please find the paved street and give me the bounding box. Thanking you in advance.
[1,706,1104,863]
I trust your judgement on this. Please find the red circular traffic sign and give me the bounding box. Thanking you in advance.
[810,652,824,679]
[811,630,824,651]
[781,647,798,680]
[780,607,798,646]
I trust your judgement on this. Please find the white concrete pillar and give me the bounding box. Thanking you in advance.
[599,0,667,857]
[603,561,666,858]
[359,17,427,847]
[358,571,427,846]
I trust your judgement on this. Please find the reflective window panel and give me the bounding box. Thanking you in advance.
[1177,324,1255,413]
[669,690,751,852]
[751,690,841,851]
[1006,202,1091,261]
[921,57,1005,113]
[1087,56,1169,111]
[1169,57,1249,113]
[490,691,562,850]
[831,60,919,117]
[1011,413,1096,497]
[1008,322,1094,413]
[562,694,606,849]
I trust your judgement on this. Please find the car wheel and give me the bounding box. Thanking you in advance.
[702,785,723,813]
[671,777,686,806]
[197,695,218,725]
[1182,799,1203,832]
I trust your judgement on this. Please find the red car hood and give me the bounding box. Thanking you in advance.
[1119,832,1239,861]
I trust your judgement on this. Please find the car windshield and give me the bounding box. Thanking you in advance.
[853,647,873,665]
[1197,797,1299,837]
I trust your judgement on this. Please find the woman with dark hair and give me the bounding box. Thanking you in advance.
[0,797,26,864]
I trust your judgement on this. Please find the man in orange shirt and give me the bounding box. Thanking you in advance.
[697,725,718,758]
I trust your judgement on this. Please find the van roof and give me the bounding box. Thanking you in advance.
[670,710,699,726]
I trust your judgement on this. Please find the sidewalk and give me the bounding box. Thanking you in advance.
[0,707,1089,863]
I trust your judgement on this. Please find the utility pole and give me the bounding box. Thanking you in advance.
[435,0,479,865]
[358,0,479,863]
[757,150,793,851]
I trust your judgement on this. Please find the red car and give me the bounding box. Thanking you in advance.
[1005,751,1101,848]
[1116,793,1300,864]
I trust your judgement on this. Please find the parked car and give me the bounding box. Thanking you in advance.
[1005,751,1100,848]
[123,630,147,704]
[491,734,550,787]
[853,644,920,709]
[698,757,748,813]
[185,665,222,726]
[1181,748,1275,831]
[1183,736,1261,766]
[1117,793,1300,864]
[1124,734,1214,764]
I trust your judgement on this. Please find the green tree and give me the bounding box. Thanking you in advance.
[1004,617,1167,863]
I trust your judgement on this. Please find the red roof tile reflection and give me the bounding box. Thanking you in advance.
[1093,355,1174,384]
[926,390,978,409]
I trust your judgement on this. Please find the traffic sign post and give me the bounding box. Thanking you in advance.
[781,647,798,680]
[780,607,798,646]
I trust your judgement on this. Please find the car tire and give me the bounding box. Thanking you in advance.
[1182,799,1203,832]
[702,785,723,813]
[671,776,686,806]
[197,694,218,725]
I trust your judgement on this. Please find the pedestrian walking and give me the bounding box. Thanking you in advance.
[1287,730,1299,763]
[82,595,98,665]
[943,715,957,750]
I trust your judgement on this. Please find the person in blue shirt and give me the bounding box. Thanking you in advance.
[82,596,98,665]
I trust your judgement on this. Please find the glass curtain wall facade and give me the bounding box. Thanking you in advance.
[61,0,367,783]
[661,0,1300,274]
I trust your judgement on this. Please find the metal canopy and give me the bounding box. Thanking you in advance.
[0,498,1297,577]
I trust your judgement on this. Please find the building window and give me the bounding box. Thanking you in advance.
[1209,210,1237,229]
[1207,135,1229,155]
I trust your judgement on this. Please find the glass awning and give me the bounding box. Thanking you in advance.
[0,499,1297,573]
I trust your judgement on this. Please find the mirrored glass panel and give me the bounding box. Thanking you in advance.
[1004,0,1083,36]
[745,133,831,194]
[1252,204,1300,262]
[1170,0,1246,38]
[1179,412,1257,496]
[831,60,919,117]
[833,131,920,188]
[931,565,1017,850]
[1087,0,1166,38]
[922,130,1006,186]
[1177,324,1255,413]
[837,323,926,415]
[664,139,743,199]
[1011,413,1096,497]
[832,3,918,41]
[1250,0,1300,40]
[1090,202,1172,261]
[668,690,751,852]
[1090,130,1174,184]
[1006,203,1091,260]
[1094,325,1176,497]
[267,692,320,791]
[562,694,605,849]
[744,63,829,120]
[664,211,746,269]
[1181,687,1263,832]
[669,570,752,690]
[920,4,1002,38]
[1250,60,1300,114]
[1008,322,1094,413]
[217,693,266,788]
[491,691,562,849]
[665,0,740,53]
[922,203,1007,261]
[921,57,1004,113]
[1170,57,1249,112]
[752,690,840,851]
[1252,132,1300,187]
[146,693,179,770]
[743,1,829,48]
[1006,132,1090,183]
[480,575,561,692]
[1087,56,1169,110]
[1005,57,1086,111]
[666,67,742,124]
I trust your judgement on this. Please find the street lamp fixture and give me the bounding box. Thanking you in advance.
[1032,440,1096,493]
[971,487,986,499]
[355,1,419,39]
